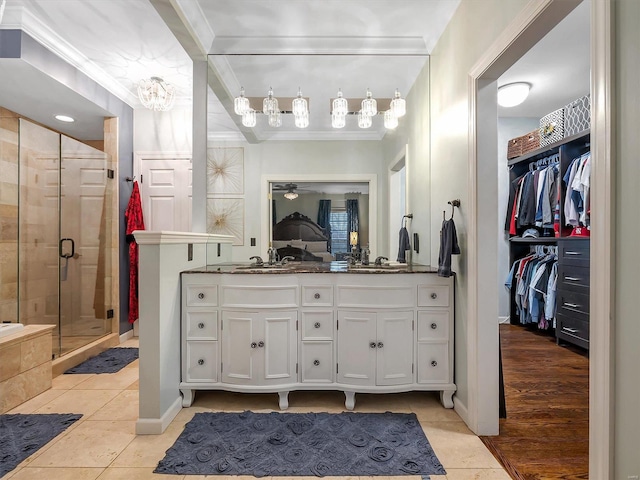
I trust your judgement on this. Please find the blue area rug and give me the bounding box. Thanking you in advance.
[155,411,445,477]
[64,347,138,374]
[0,413,82,477]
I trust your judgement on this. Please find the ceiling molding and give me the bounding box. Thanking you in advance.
[207,131,247,142]
[253,129,385,142]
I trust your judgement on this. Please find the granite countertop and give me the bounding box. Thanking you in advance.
[183,262,439,274]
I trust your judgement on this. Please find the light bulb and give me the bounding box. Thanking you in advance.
[242,108,256,127]
[361,89,377,117]
[332,112,346,128]
[234,87,250,115]
[292,88,308,116]
[358,110,372,128]
[390,89,406,118]
[384,110,398,129]
[332,89,349,116]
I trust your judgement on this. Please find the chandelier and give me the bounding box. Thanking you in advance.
[138,77,176,111]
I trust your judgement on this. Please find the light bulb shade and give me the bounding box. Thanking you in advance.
[331,112,346,128]
[390,89,406,118]
[332,90,349,116]
[498,82,530,107]
[234,87,250,115]
[384,110,398,129]
[284,191,298,200]
[361,89,377,116]
[242,108,257,127]
[292,90,308,116]
[138,77,175,111]
[358,110,372,128]
[268,111,282,127]
[294,111,309,128]
[263,87,279,115]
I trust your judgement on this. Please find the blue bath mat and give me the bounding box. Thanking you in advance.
[64,347,138,374]
[155,411,445,477]
[0,413,81,477]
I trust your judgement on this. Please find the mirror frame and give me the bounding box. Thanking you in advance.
[261,173,377,258]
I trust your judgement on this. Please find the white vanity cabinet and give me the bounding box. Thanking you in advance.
[180,270,455,411]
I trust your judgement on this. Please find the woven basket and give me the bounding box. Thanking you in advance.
[507,137,522,159]
[521,129,540,155]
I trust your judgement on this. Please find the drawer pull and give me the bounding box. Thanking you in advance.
[313,360,320,366]
[431,360,438,367]
[314,322,321,329]
[562,327,579,334]
[565,251,582,256]
[370,342,377,349]
[563,302,580,309]
[258,341,265,348]
[314,293,321,299]
[251,342,257,348]
[377,342,384,349]
[430,293,438,299]
[198,322,205,329]
[565,276,581,281]
[197,358,205,366]
[431,323,438,330]
[197,292,205,299]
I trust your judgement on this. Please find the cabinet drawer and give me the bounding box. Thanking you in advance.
[185,341,218,383]
[558,264,590,291]
[300,341,334,383]
[221,285,298,308]
[557,289,589,315]
[301,311,334,340]
[558,240,590,267]
[417,342,450,384]
[417,311,449,341]
[185,311,218,340]
[556,314,589,349]
[336,285,415,308]
[185,284,218,307]
[301,285,333,307]
[417,285,450,307]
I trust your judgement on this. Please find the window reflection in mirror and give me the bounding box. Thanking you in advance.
[271,182,369,261]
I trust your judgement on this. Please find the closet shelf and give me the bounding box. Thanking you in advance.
[507,129,590,166]
[509,237,558,244]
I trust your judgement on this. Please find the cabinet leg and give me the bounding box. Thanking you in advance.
[181,389,194,407]
[344,391,356,410]
[440,390,454,409]
[278,391,289,410]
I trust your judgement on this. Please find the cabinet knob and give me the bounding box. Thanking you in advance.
[197,292,205,299]
[314,293,321,299]
[198,359,205,366]
[198,322,205,329]
[430,323,438,330]
[430,292,438,299]
[258,341,265,348]
[431,360,438,367]
[377,342,384,349]
[313,360,320,366]
[314,322,321,329]
[370,342,377,349]
[251,342,257,348]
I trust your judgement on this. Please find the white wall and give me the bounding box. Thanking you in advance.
[134,106,192,153]
[497,117,540,319]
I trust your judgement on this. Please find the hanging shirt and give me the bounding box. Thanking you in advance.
[125,181,145,324]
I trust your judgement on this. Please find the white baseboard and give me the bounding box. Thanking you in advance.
[498,316,510,324]
[133,319,139,337]
[119,329,134,343]
[453,396,469,426]
[135,396,182,435]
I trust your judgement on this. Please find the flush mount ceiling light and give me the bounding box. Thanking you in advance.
[498,82,531,108]
[284,187,298,200]
[138,76,176,111]
[55,114,75,123]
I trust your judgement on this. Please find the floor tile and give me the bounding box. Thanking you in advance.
[71,368,138,390]
[8,467,104,480]
[89,390,139,421]
[7,387,66,414]
[444,468,513,479]
[52,373,93,389]
[95,467,184,479]
[34,389,120,417]
[110,422,185,468]
[28,420,136,468]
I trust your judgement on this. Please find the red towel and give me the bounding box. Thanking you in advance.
[125,181,145,323]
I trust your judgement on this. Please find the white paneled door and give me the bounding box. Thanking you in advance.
[137,154,192,232]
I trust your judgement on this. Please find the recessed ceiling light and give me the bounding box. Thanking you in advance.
[497,82,531,108]
[55,115,75,123]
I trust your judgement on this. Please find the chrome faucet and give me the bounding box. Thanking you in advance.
[249,256,264,266]
[374,256,388,266]
[280,256,295,265]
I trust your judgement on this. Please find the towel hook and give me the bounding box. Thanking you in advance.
[444,199,461,221]
[125,176,136,182]
[401,213,413,228]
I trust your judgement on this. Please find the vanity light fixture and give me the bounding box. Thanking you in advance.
[331,112,346,129]
[55,114,75,123]
[383,110,398,129]
[361,89,377,117]
[390,89,406,118]
[498,82,531,107]
[242,108,257,127]
[357,109,372,129]
[262,87,279,116]
[234,87,250,115]
[138,76,175,111]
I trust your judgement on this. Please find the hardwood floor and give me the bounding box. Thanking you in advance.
[480,324,589,479]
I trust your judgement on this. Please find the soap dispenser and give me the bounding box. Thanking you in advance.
[267,246,277,265]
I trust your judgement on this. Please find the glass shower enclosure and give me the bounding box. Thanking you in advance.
[18,119,112,358]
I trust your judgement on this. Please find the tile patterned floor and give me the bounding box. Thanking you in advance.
[3,338,510,480]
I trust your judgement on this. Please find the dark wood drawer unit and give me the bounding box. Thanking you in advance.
[556,239,590,349]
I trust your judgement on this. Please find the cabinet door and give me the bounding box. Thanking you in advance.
[261,310,297,385]
[337,310,377,386]
[221,311,256,384]
[376,310,414,386]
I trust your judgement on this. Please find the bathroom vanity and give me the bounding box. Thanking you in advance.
[180,263,455,410]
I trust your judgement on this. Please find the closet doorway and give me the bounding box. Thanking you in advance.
[18,119,112,358]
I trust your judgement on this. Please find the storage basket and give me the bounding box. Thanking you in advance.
[507,137,522,159]
[564,94,590,137]
[539,108,565,147]
[520,129,540,155]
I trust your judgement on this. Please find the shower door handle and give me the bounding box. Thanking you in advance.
[59,238,75,259]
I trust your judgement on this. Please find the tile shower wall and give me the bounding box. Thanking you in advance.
[0,108,19,323]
